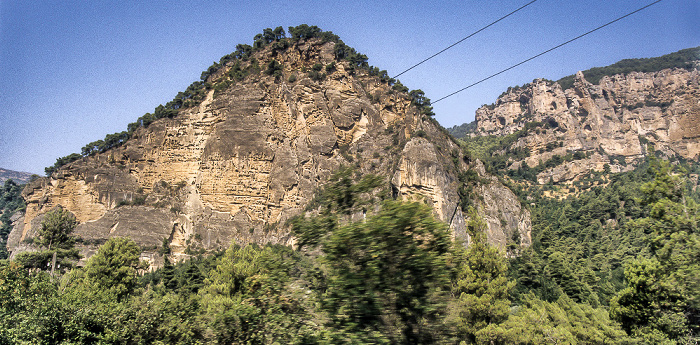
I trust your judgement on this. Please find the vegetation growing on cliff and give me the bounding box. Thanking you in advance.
[506,155,700,343]
[14,207,81,272]
[557,46,699,90]
[44,25,434,176]
[457,121,581,181]
[0,170,635,344]
[17,27,699,344]
[446,120,477,139]
[0,179,24,260]
[452,114,700,343]
[9,164,697,343]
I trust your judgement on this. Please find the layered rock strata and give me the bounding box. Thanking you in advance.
[11,39,530,265]
[473,67,700,183]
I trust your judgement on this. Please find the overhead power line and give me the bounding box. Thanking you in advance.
[432,0,663,104]
[392,0,538,79]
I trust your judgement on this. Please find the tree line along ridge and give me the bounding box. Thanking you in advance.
[44,25,435,176]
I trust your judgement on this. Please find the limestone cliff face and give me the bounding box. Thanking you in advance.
[473,67,700,183]
[11,38,530,264]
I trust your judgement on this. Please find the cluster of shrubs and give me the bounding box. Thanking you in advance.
[504,150,594,182]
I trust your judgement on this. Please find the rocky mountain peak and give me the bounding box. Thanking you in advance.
[471,64,700,184]
[9,28,530,265]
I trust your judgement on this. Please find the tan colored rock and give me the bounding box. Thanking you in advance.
[473,67,700,182]
[10,39,531,262]
[471,160,531,250]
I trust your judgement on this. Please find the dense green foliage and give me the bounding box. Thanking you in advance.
[446,121,477,139]
[85,237,142,300]
[505,156,700,343]
[6,168,671,343]
[478,293,628,344]
[510,164,651,304]
[455,119,700,343]
[36,208,77,251]
[608,158,700,342]
[449,207,513,343]
[0,179,25,260]
[557,46,699,90]
[14,207,81,272]
[300,200,453,343]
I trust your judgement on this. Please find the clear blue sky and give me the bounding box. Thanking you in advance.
[1,0,697,174]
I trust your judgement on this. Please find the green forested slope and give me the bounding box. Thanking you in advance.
[508,155,699,343]
[3,158,697,344]
[446,121,477,139]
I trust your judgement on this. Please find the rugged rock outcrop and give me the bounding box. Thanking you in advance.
[472,67,700,183]
[10,38,530,265]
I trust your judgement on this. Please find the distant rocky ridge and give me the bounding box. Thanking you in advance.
[555,46,699,90]
[0,168,35,184]
[458,62,699,184]
[9,31,530,266]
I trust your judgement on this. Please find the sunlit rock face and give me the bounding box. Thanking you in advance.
[11,39,530,265]
[473,68,700,183]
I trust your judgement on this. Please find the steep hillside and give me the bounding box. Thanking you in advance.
[9,27,530,265]
[450,48,700,343]
[465,65,699,184]
[0,179,25,260]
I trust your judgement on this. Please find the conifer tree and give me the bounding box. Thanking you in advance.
[85,237,141,300]
[451,206,514,343]
[37,207,76,251]
[161,257,177,290]
[610,157,699,342]
[14,207,80,271]
[318,201,452,344]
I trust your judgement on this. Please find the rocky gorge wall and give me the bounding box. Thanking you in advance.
[472,67,700,183]
[9,39,530,265]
